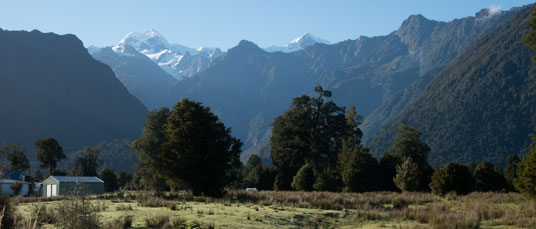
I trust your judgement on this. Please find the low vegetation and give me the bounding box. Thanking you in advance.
[0,191,531,228]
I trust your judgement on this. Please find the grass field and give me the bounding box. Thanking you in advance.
[13,191,536,228]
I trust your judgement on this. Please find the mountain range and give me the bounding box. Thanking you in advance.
[164,6,519,163]
[92,29,223,81]
[263,33,330,53]
[1,4,533,171]
[90,30,330,110]
[91,45,177,109]
[367,5,536,166]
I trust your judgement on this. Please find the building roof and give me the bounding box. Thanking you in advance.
[0,179,32,184]
[49,176,104,183]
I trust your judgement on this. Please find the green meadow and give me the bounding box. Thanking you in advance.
[13,191,536,228]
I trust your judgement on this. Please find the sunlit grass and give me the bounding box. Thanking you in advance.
[14,191,536,228]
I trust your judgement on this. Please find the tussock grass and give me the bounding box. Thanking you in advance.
[13,190,536,228]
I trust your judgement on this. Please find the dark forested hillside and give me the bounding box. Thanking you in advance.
[168,8,517,163]
[361,8,519,140]
[367,5,536,166]
[0,29,148,157]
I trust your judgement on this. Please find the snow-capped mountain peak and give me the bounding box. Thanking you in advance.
[110,29,223,80]
[264,33,330,53]
[290,33,330,47]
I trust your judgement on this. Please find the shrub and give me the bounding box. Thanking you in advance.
[103,215,132,229]
[144,215,169,228]
[430,163,474,195]
[10,182,23,196]
[170,217,187,227]
[99,168,119,193]
[514,135,536,198]
[167,202,177,210]
[0,195,15,229]
[392,197,410,209]
[291,163,315,191]
[31,204,56,225]
[393,157,422,192]
[339,145,379,192]
[115,204,134,211]
[54,196,101,229]
[504,154,521,191]
[474,161,507,192]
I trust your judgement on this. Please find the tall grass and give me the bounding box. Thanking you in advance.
[12,190,535,228]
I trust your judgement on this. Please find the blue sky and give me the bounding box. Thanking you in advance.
[0,1,533,50]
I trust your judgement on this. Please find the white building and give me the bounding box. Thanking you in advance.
[0,179,32,195]
[0,170,33,196]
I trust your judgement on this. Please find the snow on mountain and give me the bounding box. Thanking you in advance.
[112,29,222,80]
[264,33,330,53]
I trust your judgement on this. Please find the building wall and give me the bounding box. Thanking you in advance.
[59,182,104,195]
[42,178,104,196]
[42,177,59,197]
[0,181,30,196]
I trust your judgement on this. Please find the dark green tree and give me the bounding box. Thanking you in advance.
[33,170,44,182]
[0,142,30,172]
[51,168,67,176]
[313,167,341,192]
[131,108,171,192]
[338,142,378,192]
[243,154,262,187]
[514,135,536,198]
[70,146,102,176]
[378,153,400,191]
[429,163,474,195]
[117,170,133,189]
[505,154,521,192]
[99,168,119,193]
[160,99,242,196]
[393,157,421,192]
[473,161,507,192]
[523,6,536,62]
[243,165,275,190]
[385,125,432,191]
[34,138,65,175]
[271,86,360,190]
[291,163,315,191]
[10,182,22,195]
[257,166,277,190]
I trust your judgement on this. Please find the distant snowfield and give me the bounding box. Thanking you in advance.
[91,29,330,81]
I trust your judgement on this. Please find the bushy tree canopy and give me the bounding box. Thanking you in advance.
[131,108,171,192]
[159,99,242,196]
[271,86,361,190]
[514,135,536,198]
[505,154,521,192]
[393,157,421,192]
[384,125,432,191]
[99,168,119,193]
[291,163,315,191]
[430,163,474,195]
[243,154,262,185]
[338,141,378,192]
[473,161,507,192]
[0,142,29,172]
[70,146,102,177]
[34,138,65,174]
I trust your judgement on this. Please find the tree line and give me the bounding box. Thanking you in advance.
[1,86,535,198]
[247,86,536,198]
[129,85,536,198]
[0,138,132,194]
